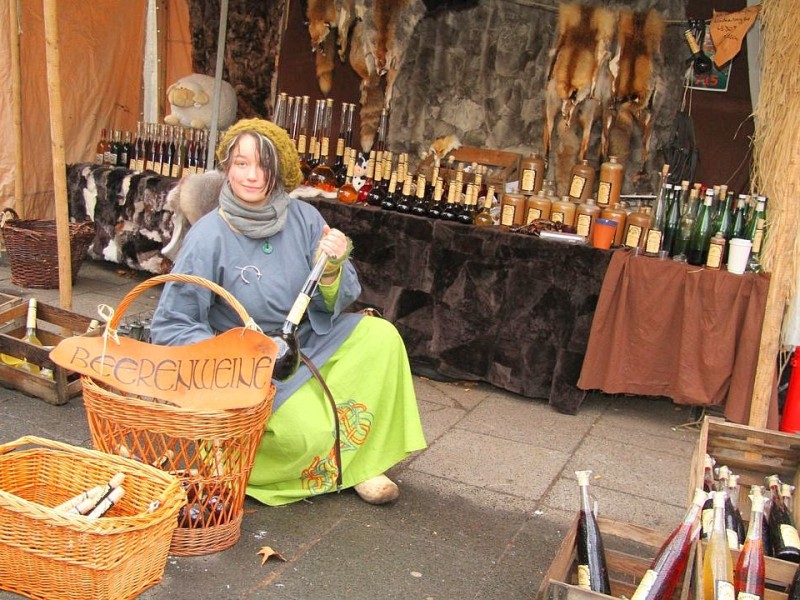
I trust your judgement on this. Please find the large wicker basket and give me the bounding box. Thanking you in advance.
[0,210,96,289]
[0,435,185,600]
[82,274,275,556]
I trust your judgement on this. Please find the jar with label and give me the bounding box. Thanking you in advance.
[524,191,552,224]
[622,205,651,249]
[550,196,577,228]
[500,193,526,227]
[568,159,596,203]
[519,153,545,195]
[601,203,627,246]
[705,232,726,270]
[597,156,624,208]
[575,198,601,239]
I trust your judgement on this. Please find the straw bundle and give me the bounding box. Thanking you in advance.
[749,0,800,426]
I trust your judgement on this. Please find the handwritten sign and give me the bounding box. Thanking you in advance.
[50,327,278,410]
[710,6,760,68]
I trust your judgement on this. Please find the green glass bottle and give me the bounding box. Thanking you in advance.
[731,195,748,239]
[662,186,682,255]
[687,189,714,266]
[744,196,767,271]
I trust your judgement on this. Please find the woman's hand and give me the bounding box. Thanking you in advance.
[317,225,348,260]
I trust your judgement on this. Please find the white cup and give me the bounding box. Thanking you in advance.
[727,238,752,274]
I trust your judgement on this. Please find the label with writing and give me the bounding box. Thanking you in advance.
[576,564,591,590]
[135,158,145,172]
[645,230,662,254]
[597,182,611,206]
[631,569,658,600]
[738,592,760,600]
[521,169,535,193]
[526,207,542,225]
[569,175,586,199]
[716,580,735,600]
[706,243,724,269]
[297,135,307,154]
[551,211,564,223]
[170,163,181,178]
[336,138,345,155]
[701,509,713,538]
[576,214,592,237]
[726,528,740,550]
[752,223,765,253]
[501,204,517,226]
[624,225,643,248]
[780,523,800,550]
[320,137,330,156]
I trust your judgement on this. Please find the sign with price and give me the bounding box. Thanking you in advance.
[689,23,732,93]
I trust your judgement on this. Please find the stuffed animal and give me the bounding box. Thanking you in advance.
[164,73,237,130]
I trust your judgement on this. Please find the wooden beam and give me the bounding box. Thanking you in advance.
[9,0,24,216]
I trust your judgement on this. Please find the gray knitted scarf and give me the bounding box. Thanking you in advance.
[218,181,290,239]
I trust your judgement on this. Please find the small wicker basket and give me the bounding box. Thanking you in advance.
[0,210,95,289]
[0,435,185,600]
[82,274,275,556]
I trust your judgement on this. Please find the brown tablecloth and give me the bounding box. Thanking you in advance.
[577,248,778,427]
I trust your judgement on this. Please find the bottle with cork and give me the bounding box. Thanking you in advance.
[568,159,596,203]
[597,156,624,208]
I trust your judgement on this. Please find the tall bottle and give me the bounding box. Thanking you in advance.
[727,474,747,547]
[687,189,715,266]
[717,466,743,550]
[394,175,414,214]
[630,489,707,600]
[18,298,42,376]
[704,490,735,600]
[519,153,546,197]
[426,177,445,219]
[365,160,385,207]
[297,96,312,180]
[569,159,596,203]
[95,128,108,164]
[645,169,671,255]
[662,186,683,256]
[731,195,748,239]
[336,157,359,205]
[474,185,495,227]
[673,187,700,260]
[267,253,330,381]
[575,470,611,594]
[597,156,624,208]
[734,493,766,600]
[788,565,800,600]
[411,174,430,217]
[767,476,800,563]
[309,99,338,192]
[744,197,767,272]
[357,151,377,204]
[750,486,773,558]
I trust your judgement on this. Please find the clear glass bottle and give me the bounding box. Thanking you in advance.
[703,491,735,600]
[474,185,495,227]
[734,493,766,600]
[575,470,611,594]
[744,196,767,272]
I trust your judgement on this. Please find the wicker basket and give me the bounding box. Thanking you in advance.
[0,435,185,600]
[82,274,275,556]
[0,210,95,289]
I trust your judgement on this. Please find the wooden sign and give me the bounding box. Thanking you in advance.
[49,327,278,410]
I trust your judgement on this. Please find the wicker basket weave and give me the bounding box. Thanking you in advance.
[0,435,185,600]
[82,274,275,556]
[0,210,95,289]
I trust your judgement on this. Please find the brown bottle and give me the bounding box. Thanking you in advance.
[569,160,596,203]
[575,198,601,239]
[500,193,526,227]
[524,192,552,225]
[705,232,726,270]
[601,203,627,246]
[550,196,577,228]
[519,153,545,196]
[597,156,624,208]
[622,205,651,249]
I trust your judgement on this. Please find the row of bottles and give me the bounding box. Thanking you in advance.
[94,123,213,178]
[0,298,53,380]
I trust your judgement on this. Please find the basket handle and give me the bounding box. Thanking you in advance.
[0,208,19,228]
[107,273,260,332]
[0,435,112,461]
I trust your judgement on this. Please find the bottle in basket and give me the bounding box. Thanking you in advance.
[575,470,611,594]
[734,493,766,600]
[631,489,707,600]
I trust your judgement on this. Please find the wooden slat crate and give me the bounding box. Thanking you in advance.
[419,145,522,192]
[536,516,693,600]
[0,300,95,405]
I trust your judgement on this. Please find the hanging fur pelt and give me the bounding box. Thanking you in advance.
[349,19,387,151]
[306,0,338,95]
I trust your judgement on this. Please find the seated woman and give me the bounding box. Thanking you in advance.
[151,118,427,506]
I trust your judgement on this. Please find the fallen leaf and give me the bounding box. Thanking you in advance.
[257,546,286,566]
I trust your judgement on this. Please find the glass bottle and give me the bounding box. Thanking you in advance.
[597,156,624,208]
[456,183,476,225]
[569,159,596,203]
[788,566,800,600]
[704,490,735,600]
[575,470,611,594]
[380,171,400,211]
[120,131,131,168]
[734,493,766,600]
[308,100,338,193]
[411,174,429,217]
[395,175,414,214]
[767,477,800,562]
[161,126,174,177]
[727,474,747,547]
[356,151,377,204]
[706,232,726,271]
[18,298,42,376]
[95,128,108,165]
[440,179,459,222]
[105,130,118,166]
[365,161,386,207]
[630,489,707,600]
[687,189,715,266]
[662,186,683,255]
[645,180,672,256]
[715,466,742,550]
[426,177,445,219]
[336,157,359,205]
[731,195,748,239]
[474,185,495,227]
[750,486,773,558]
[744,196,767,272]
[672,188,700,260]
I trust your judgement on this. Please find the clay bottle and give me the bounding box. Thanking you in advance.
[597,156,624,208]
[550,196,577,228]
[524,191,552,225]
[569,159,596,203]
[623,205,651,249]
[575,198,602,239]
[519,153,545,196]
[601,203,627,246]
[500,193,526,227]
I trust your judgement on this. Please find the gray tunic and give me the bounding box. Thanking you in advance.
[151,197,363,411]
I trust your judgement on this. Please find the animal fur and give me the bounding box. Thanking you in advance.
[161,170,225,261]
[429,135,462,161]
[349,20,386,150]
[307,0,337,94]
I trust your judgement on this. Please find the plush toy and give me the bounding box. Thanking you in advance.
[164,73,237,130]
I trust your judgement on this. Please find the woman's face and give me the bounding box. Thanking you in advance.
[227,134,272,207]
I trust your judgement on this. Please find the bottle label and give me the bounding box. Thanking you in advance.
[501,204,516,227]
[701,508,713,538]
[321,137,330,156]
[737,593,760,600]
[625,225,643,248]
[576,214,592,237]
[569,175,586,200]
[726,528,739,550]
[95,152,104,165]
[551,211,564,224]
[170,163,181,178]
[780,523,800,550]
[630,569,658,600]
[706,243,724,270]
[715,580,735,600]
[336,138,344,155]
[645,230,662,255]
[752,224,764,253]
[576,564,591,590]
[597,182,611,206]
[287,293,311,326]
[526,207,542,225]
[135,158,144,172]
[297,135,307,154]
[521,169,535,193]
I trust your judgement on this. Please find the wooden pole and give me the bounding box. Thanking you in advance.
[9,0,25,217]
[42,0,73,309]
[205,0,229,171]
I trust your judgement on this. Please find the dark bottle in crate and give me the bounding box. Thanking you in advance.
[575,470,611,594]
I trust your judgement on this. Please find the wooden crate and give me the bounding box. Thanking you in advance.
[537,516,693,600]
[0,301,95,405]
[420,145,522,192]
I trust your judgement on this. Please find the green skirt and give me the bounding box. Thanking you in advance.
[246,317,427,506]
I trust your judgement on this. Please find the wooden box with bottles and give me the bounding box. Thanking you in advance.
[0,300,95,406]
[536,516,694,600]
[419,145,522,192]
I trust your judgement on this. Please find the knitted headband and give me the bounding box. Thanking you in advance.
[216,118,303,191]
